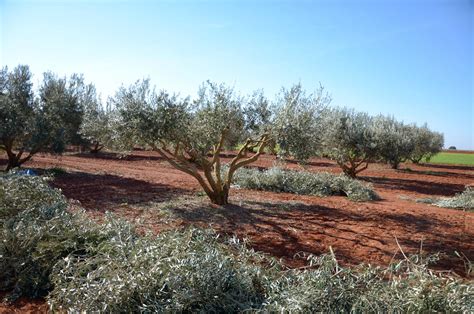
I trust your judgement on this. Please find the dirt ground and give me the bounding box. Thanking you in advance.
[1,150,473,312]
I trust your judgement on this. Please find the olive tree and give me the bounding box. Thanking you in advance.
[0,65,37,170]
[40,72,92,148]
[112,80,269,205]
[0,65,93,170]
[408,124,444,163]
[242,90,275,153]
[243,90,272,136]
[372,115,415,169]
[321,108,377,177]
[272,83,330,162]
[79,87,115,153]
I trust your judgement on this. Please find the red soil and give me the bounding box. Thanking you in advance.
[1,151,473,312]
[0,293,48,314]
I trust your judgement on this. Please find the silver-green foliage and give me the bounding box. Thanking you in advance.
[435,186,474,210]
[109,80,190,149]
[243,90,272,138]
[0,65,40,169]
[321,108,377,177]
[272,83,330,161]
[372,115,415,169]
[111,79,245,154]
[0,173,103,299]
[0,65,96,169]
[79,85,115,152]
[39,72,93,147]
[264,254,473,313]
[0,173,65,221]
[48,228,269,313]
[48,227,473,313]
[408,123,444,163]
[0,66,35,150]
[232,167,379,201]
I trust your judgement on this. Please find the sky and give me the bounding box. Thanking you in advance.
[1,0,473,149]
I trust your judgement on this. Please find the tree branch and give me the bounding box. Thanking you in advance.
[153,143,214,197]
[225,134,269,186]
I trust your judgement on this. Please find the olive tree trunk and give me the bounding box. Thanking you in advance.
[2,141,36,171]
[153,131,269,205]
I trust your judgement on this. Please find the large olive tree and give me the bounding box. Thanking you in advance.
[112,80,269,205]
[0,65,38,170]
[272,83,330,162]
[40,72,93,148]
[321,108,377,177]
[0,65,93,170]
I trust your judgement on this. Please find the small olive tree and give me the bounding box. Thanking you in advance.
[408,124,444,163]
[79,87,115,153]
[112,80,269,205]
[321,108,377,177]
[372,115,415,169]
[272,83,330,162]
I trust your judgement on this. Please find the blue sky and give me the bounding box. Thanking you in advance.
[1,0,473,149]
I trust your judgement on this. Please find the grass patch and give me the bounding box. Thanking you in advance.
[232,167,379,201]
[424,152,474,166]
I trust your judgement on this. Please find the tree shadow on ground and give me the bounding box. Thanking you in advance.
[49,171,189,210]
[166,199,471,275]
[398,168,474,180]
[418,163,474,172]
[69,152,164,162]
[360,176,466,196]
[284,159,335,168]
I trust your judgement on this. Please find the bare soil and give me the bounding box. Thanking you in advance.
[1,151,473,312]
[0,293,48,314]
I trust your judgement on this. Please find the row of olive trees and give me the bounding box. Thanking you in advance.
[1,64,443,204]
[320,109,444,176]
[85,79,442,204]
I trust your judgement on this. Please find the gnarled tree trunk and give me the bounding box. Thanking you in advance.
[152,131,269,205]
[337,157,369,178]
[90,141,104,154]
[2,140,36,171]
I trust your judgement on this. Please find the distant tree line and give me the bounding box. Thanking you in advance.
[1,65,444,204]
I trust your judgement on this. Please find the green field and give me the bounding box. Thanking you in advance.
[424,152,474,166]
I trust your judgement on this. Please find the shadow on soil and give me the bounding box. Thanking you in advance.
[168,199,471,275]
[418,163,474,172]
[399,168,474,180]
[69,152,165,162]
[50,171,190,210]
[361,176,466,196]
[284,159,335,168]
